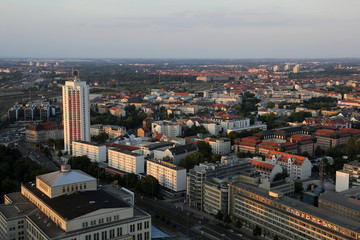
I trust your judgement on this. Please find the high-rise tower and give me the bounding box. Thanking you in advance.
[62,70,90,153]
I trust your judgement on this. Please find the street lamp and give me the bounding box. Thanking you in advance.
[187,212,189,238]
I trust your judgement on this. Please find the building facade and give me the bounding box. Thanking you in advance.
[72,141,107,162]
[229,182,360,240]
[0,166,151,240]
[146,160,186,192]
[62,80,91,153]
[108,148,145,174]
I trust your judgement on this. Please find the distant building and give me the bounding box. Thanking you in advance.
[26,122,63,143]
[249,159,283,182]
[151,121,182,138]
[153,144,198,165]
[204,138,231,155]
[265,151,312,180]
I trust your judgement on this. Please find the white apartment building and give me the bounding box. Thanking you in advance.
[0,165,151,240]
[146,160,187,192]
[151,121,182,138]
[72,141,107,162]
[210,116,250,133]
[202,121,222,135]
[265,151,312,180]
[108,148,145,174]
[62,79,90,153]
[204,138,231,155]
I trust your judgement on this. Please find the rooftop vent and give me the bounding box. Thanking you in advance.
[61,164,71,173]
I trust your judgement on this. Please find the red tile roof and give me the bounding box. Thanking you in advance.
[267,150,306,166]
[249,160,275,173]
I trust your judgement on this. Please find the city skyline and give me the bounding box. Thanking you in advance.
[1,0,360,59]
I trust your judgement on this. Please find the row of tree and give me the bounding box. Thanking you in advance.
[91,105,147,130]
[67,156,161,198]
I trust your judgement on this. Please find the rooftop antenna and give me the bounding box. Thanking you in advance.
[72,69,79,81]
[319,159,325,189]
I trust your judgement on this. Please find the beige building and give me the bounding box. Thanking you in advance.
[108,148,145,174]
[0,166,151,240]
[204,138,231,155]
[146,160,186,192]
[26,122,63,143]
[72,141,107,162]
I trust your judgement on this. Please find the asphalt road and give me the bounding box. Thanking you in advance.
[134,195,246,240]
[17,140,59,171]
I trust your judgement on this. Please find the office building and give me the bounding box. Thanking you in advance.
[228,182,360,240]
[187,155,253,210]
[62,79,90,153]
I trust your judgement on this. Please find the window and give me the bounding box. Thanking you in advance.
[99,218,104,224]
[137,222,142,231]
[93,233,99,240]
[130,224,135,232]
[85,235,91,240]
[117,227,122,237]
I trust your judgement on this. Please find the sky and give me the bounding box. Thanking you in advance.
[0,0,359,58]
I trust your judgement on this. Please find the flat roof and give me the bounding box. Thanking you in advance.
[23,183,130,220]
[231,182,360,234]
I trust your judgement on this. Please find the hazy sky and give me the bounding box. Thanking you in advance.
[1,0,359,58]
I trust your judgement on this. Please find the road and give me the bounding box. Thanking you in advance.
[17,140,59,171]
[134,194,247,240]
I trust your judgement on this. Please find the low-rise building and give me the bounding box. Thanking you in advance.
[26,122,64,143]
[72,141,107,162]
[249,159,283,182]
[234,136,262,154]
[265,151,312,180]
[153,144,198,165]
[146,160,186,192]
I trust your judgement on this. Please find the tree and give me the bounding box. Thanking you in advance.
[253,225,262,237]
[266,101,275,109]
[141,175,160,198]
[57,150,63,158]
[94,132,109,144]
[315,146,325,156]
[196,141,212,160]
[345,137,360,160]
[223,213,231,223]
[179,152,205,170]
[235,219,243,228]
[215,210,223,221]
[295,181,303,194]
